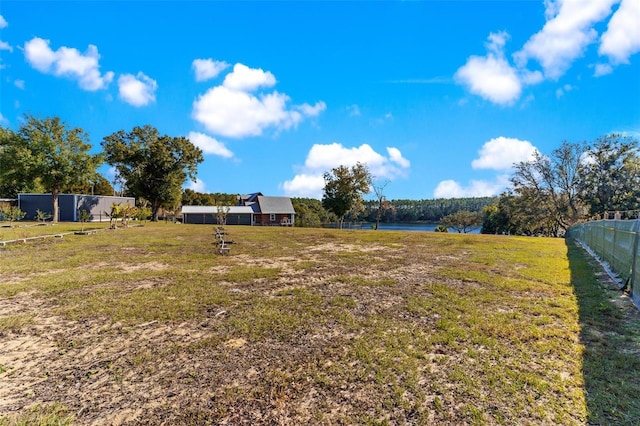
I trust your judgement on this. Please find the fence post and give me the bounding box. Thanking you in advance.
[612,219,618,272]
[631,219,640,301]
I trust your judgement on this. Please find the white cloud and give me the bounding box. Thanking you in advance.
[434,175,510,198]
[471,136,538,171]
[520,69,544,85]
[514,0,617,80]
[594,63,614,76]
[281,142,411,198]
[0,15,7,29]
[118,72,157,107]
[222,63,276,91]
[347,104,361,116]
[192,58,229,82]
[436,136,536,198]
[387,147,410,168]
[24,38,58,72]
[455,32,522,105]
[456,0,638,103]
[298,101,327,117]
[0,112,8,125]
[555,83,575,98]
[281,174,326,198]
[24,37,114,91]
[188,178,207,193]
[599,0,640,65]
[187,131,233,158]
[14,80,24,89]
[193,63,325,138]
[0,40,12,52]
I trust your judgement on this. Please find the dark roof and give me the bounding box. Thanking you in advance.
[257,196,295,214]
[238,192,263,205]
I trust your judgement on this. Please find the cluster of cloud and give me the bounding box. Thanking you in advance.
[434,137,538,198]
[0,15,11,61]
[5,13,405,197]
[192,60,326,139]
[281,142,411,198]
[24,38,115,91]
[456,0,640,105]
[11,22,158,107]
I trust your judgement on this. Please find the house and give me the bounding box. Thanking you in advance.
[181,205,255,225]
[252,196,295,226]
[181,193,295,226]
[18,193,136,222]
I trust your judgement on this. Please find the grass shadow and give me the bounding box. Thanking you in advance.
[566,238,640,425]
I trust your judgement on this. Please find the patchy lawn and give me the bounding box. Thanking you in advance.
[1,224,638,425]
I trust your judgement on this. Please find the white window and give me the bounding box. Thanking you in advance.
[270,213,276,222]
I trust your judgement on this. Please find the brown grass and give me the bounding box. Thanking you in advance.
[0,223,638,425]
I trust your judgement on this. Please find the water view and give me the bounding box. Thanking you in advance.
[340,222,482,234]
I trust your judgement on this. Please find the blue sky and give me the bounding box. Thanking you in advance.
[1,1,639,201]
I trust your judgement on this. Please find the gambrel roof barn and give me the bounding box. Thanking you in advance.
[181,193,295,226]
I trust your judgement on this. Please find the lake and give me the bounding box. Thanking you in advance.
[339,222,482,234]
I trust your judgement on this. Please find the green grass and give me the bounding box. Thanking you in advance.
[0,314,34,333]
[567,241,640,425]
[1,223,639,424]
[0,222,111,242]
[0,404,73,426]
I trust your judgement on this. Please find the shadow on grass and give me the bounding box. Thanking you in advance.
[567,239,640,425]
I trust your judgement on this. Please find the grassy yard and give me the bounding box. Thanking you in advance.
[0,223,639,425]
[0,222,112,242]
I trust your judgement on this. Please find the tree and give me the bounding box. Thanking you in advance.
[292,197,332,227]
[215,202,231,225]
[322,163,372,229]
[372,180,395,230]
[0,206,26,224]
[0,126,29,197]
[1,116,102,222]
[78,209,91,232]
[440,210,482,233]
[102,125,204,221]
[434,224,448,233]
[68,174,115,196]
[510,141,586,235]
[578,134,640,217]
[181,189,215,206]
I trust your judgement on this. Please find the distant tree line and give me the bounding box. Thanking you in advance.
[360,197,496,223]
[3,114,636,234]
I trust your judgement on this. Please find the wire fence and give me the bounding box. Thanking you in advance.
[567,219,640,309]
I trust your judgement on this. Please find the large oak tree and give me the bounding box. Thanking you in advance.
[0,115,102,222]
[579,134,640,217]
[102,125,203,221]
[322,162,372,229]
[510,141,585,235]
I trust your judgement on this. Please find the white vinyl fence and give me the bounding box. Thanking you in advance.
[567,219,640,308]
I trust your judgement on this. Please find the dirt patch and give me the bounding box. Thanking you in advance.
[3,228,632,424]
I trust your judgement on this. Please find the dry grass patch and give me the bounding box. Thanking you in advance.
[1,223,638,424]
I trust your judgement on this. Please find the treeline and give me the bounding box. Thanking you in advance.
[288,196,496,227]
[481,134,640,236]
[4,114,637,235]
[361,197,496,223]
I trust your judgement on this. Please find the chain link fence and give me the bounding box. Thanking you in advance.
[567,219,640,309]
